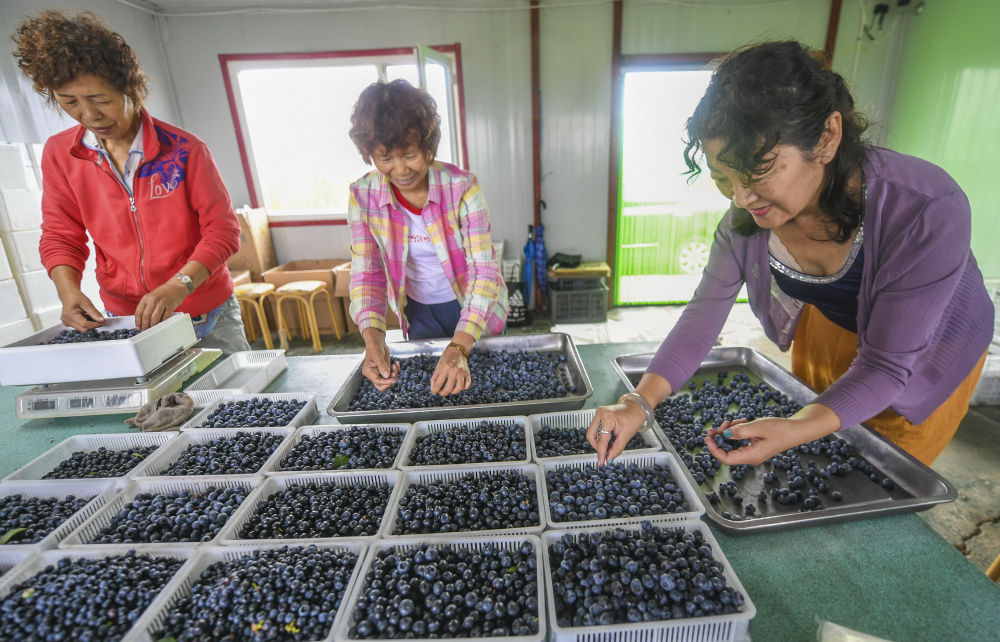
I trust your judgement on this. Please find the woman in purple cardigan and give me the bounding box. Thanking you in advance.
[589,41,992,467]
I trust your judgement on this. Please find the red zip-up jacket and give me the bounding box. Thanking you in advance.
[40,110,240,316]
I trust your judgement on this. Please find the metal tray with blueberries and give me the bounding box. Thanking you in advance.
[611,347,958,533]
[327,333,594,423]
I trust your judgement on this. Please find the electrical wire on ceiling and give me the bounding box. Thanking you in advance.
[115,0,810,19]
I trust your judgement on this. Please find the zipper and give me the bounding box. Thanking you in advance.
[99,160,150,293]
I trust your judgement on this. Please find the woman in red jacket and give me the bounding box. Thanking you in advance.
[12,9,249,353]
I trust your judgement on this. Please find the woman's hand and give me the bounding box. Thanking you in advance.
[58,289,106,332]
[704,404,841,466]
[361,329,399,391]
[586,400,646,466]
[430,344,471,396]
[134,279,189,330]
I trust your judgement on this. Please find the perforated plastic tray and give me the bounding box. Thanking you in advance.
[0,550,32,577]
[0,479,116,552]
[125,542,367,642]
[217,470,402,545]
[399,415,530,470]
[527,409,661,462]
[59,477,259,549]
[0,314,197,385]
[0,547,196,642]
[184,350,287,407]
[128,427,295,479]
[382,463,545,540]
[178,392,317,431]
[3,432,178,484]
[269,423,411,474]
[542,521,756,642]
[538,451,704,530]
[333,535,546,642]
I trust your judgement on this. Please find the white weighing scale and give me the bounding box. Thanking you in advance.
[15,347,221,419]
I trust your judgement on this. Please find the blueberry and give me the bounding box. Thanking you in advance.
[41,445,159,479]
[197,398,306,429]
[43,328,141,344]
[0,494,92,544]
[280,426,405,471]
[161,431,283,476]
[90,486,247,544]
[240,481,392,539]
[407,421,525,466]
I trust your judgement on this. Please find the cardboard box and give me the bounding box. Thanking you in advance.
[231,270,252,287]
[262,259,351,337]
[330,261,402,333]
[227,207,276,281]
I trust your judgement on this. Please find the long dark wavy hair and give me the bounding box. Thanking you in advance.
[684,41,870,241]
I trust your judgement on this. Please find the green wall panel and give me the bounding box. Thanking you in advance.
[887,0,1000,278]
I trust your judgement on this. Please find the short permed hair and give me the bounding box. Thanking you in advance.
[12,9,149,108]
[349,79,441,165]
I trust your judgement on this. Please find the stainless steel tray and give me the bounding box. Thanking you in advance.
[611,346,958,533]
[327,333,593,423]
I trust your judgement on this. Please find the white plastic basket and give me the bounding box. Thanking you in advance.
[217,471,402,545]
[527,409,661,462]
[0,550,32,577]
[3,432,178,484]
[184,350,287,407]
[0,479,116,552]
[59,477,259,549]
[0,547,196,642]
[128,427,295,479]
[400,415,530,470]
[269,423,411,474]
[334,535,546,642]
[383,464,545,540]
[541,521,756,642]
[125,542,367,642]
[178,392,317,431]
[539,451,704,530]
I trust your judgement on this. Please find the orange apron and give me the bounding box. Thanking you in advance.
[791,304,987,466]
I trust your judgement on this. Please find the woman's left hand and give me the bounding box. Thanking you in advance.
[704,404,841,466]
[430,345,471,396]
[134,279,189,330]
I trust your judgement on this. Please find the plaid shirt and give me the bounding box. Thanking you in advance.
[347,161,508,339]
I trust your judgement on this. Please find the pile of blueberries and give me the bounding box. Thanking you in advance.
[279,427,405,471]
[534,424,648,458]
[655,371,899,520]
[0,494,92,544]
[162,432,285,476]
[349,350,576,410]
[407,421,526,466]
[349,541,540,638]
[196,398,307,429]
[90,486,248,544]
[548,521,745,627]
[0,551,184,640]
[154,545,359,642]
[43,328,142,344]
[545,462,690,523]
[393,470,539,535]
[239,482,392,539]
[42,445,159,479]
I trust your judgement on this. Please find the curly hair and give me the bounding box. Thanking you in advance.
[684,41,870,242]
[349,79,441,165]
[11,9,149,108]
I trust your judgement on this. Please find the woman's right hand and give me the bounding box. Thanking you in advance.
[59,289,106,332]
[361,329,399,391]
[586,400,647,466]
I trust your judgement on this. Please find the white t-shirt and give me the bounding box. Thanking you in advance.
[404,209,457,304]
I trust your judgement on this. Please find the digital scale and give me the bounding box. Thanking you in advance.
[14,347,221,419]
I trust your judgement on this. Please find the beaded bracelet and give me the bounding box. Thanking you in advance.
[617,391,655,432]
[446,342,470,359]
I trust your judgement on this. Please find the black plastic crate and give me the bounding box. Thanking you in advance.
[549,284,608,323]
[551,277,605,291]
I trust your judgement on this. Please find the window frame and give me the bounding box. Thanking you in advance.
[219,44,467,221]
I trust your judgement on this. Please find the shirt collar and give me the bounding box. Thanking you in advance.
[81,121,145,164]
[376,161,442,209]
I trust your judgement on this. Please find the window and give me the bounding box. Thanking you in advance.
[220,45,465,218]
[615,65,732,305]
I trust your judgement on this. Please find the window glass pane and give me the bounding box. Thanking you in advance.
[386,64,419,86]
[617,69,731,304]
[237,64,376,212]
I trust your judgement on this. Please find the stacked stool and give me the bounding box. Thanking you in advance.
[274,280,343,353]
[234,282,277,349]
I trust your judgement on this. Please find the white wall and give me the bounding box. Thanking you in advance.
[0,0,179,142]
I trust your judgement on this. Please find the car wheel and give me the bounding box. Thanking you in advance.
[677,239,710,274]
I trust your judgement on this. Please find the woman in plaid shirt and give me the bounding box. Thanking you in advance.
[347,80,508,397]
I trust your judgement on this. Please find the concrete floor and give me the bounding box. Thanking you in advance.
[255,302,1000,576]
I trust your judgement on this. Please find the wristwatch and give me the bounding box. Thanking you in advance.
[174,272,195,294]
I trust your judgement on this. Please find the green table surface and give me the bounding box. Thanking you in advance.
[1,341,998,641]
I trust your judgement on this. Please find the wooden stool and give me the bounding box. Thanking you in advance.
[988,553,1000,582]
[234,282,277,350]
[274,280,342,353]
